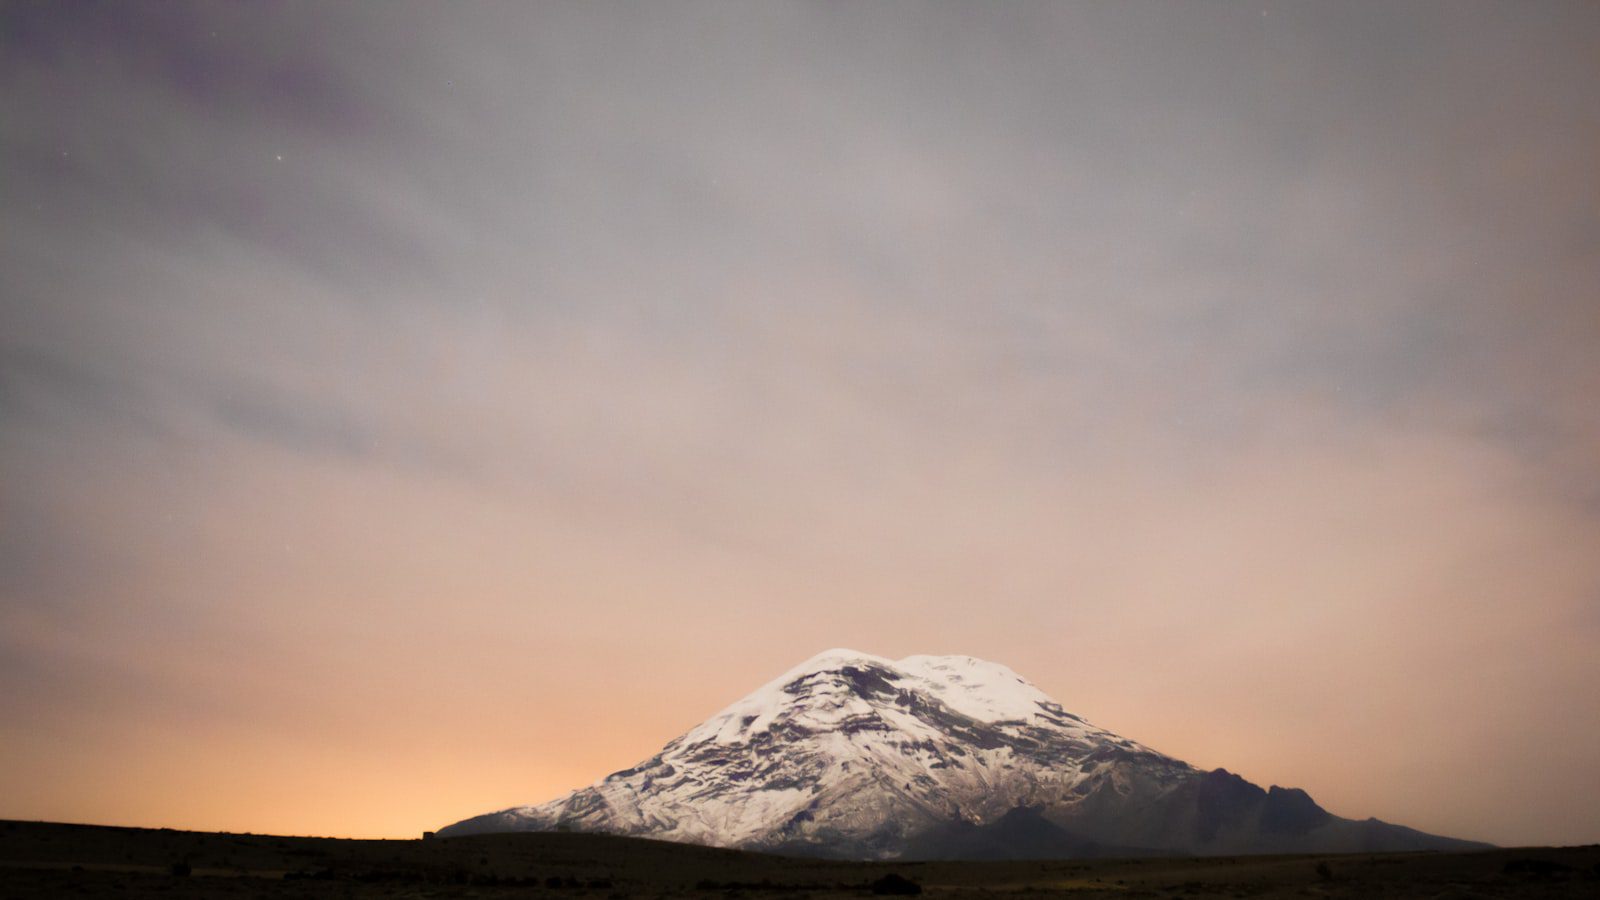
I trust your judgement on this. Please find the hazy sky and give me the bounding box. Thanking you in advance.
[3,1,1598,846]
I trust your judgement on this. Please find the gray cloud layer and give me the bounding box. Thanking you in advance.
[3,1,1598,843]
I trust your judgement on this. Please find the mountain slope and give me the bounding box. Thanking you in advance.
[439,649,1487,859]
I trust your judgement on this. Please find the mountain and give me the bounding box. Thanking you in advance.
[438,649,1488,859]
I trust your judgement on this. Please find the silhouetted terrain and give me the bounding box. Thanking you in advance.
[2,819,1596,898]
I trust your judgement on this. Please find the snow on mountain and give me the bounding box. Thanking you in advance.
[896,653,1083,724]
[438,648,1488,859]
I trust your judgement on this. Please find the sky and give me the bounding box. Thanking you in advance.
[2,0,1598,847]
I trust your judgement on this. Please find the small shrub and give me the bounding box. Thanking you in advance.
[869,873,922,896]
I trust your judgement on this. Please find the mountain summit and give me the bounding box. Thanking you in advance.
[438,649,1486,859]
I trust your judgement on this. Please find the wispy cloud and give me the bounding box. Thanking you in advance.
[1,0,1597,844]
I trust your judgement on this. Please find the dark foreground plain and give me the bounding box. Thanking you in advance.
[1,820,1596,899]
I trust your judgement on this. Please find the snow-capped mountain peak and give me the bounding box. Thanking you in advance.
[684,647,892,745]
[684,648,1061,748]
[438,648,1488,859]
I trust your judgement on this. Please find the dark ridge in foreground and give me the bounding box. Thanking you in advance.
[2,819,1597,898]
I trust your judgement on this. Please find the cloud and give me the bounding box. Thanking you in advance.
[208,384,377,461]
[1,0,1597,844]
